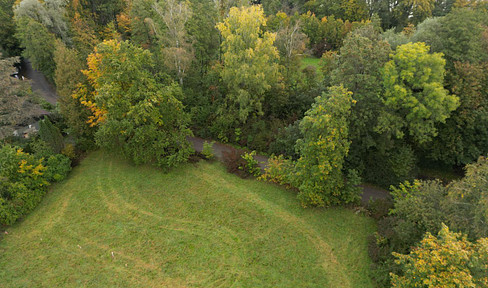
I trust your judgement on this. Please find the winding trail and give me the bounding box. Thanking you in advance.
[23,62,390,204]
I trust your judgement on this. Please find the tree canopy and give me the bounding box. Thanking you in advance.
[75,40,193,168]
[216,5,282,126]
[378,42,458,144]
[294,85,359,207]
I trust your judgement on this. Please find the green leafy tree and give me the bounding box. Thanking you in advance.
[294,85,359,207]
[382,28,412,51]
[330,25,391,156]
[391,224,488,287]
[341,0,369,22]
[378,42,458,144]
[128,0,158,49]
[76,40,193,168]
[445,156,488,240]
[329,25,418,187]
[299,12,323,56]
[14,0,70,42]
[273,13,308,65]
[14,17,56,81]
[68,2,100,58]
[436,8,488,65]
[390,180,447,250]
[216,5,281,128]
[72,0,125,27]
[266,12,315,120]
[186,0,219,79]
[406,0,437,24]
[54,41,94,144]
[410,17,444,52]
[372,156,488,287]
[0,0,20,56]
[429,62,488,165]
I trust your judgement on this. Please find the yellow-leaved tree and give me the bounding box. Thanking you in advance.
[215,5,282,141]
[391,224,488,287]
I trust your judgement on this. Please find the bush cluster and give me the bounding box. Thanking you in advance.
[239,151,261,177]
[0,146,48,225]
[259,155,295,187]
[202,141,215,160]
[0,145,72,226]
[222,149,247,178]
[0,115,77,226]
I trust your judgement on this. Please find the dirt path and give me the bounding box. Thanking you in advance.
[188,136,390,203]
[20,59,58,105]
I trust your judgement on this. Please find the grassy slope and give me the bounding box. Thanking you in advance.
[0,151,375,287]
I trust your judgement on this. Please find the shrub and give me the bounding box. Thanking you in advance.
[342,169,363,205]
[202,141,215,160]
[29,138,55,159]
[0,146,49,225]
[44,154,71,182]
[259,154,295,187]
[39,117,64,154]
[222,149,247,178]
[239,151,261,177]
[61,143,76,160]
[367,197,393,220]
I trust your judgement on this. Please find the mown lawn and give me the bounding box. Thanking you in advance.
[0,151,375,287]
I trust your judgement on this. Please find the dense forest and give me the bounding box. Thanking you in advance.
[1,0,488,286]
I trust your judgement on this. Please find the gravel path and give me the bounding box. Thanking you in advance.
[20,60,58,105]
[188,136,390,203]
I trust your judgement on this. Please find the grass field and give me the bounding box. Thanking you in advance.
[301,57,321,69]
[0,151,375,287]
[301,56,323,79]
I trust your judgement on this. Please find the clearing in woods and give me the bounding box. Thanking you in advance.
[0,151,375,287]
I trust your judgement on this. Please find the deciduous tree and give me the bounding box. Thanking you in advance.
[0,0,20,56]
[152,0,194,85]
[14,0,70,43]
[54,41,95,145]
[14,16,56,81]
[216,5,281,127]
[391,224,488,287]
[75,40,193,168]
[294,85,358,207]
[378,42,458,144]
[429,62,488,165]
